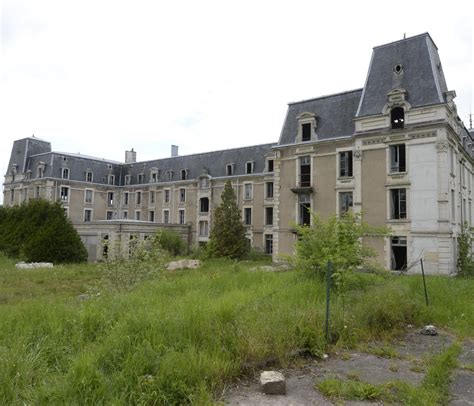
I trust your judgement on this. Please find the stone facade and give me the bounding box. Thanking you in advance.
[3,33,473,273]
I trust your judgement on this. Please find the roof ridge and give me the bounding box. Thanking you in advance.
[373,32,437,50]
[288,88,363,106]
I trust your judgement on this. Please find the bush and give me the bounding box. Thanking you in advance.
[0,200,87,263]
[154,230,187,256]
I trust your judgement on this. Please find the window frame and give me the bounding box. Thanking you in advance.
[390,188,407,220]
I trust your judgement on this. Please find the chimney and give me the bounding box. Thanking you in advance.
[171,145,179,157]
[125,148,137,163]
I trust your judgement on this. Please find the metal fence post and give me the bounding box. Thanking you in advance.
[420,258,429,306]
[325,261,332,343]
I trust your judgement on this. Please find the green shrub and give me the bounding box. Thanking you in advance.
[0,200,87,263]
[154,230,187,256]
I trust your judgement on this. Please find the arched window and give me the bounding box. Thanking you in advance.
[391,107,405,129]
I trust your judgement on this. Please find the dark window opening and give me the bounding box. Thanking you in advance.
[244,207,252,225]
[107,192,114,206]
[268,159,274,172]
[339,151,353,177]
[339,192,353,215]
[102,234,109,259]
[265,234,273,255]
[300,156,311,187]
[391,236,407,271]
[246,162,253,174]
[299,194,311,226]
[149,211,155,222]
[390,144,406,172]
[106,211,113,220]
[265,207,273,226]
[181,169,187,180]
[391,107,405,129]
[226,164,233,176]
[200,197,209,213]
[302,123,311,141]
[390,188,407,219]
[266,182,274,199]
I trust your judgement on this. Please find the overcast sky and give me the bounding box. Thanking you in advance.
[1,0,473,204]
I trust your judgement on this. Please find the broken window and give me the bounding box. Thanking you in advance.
[339,151,353,177]
[391,107,405,129]
[339,191,353,215]
[244,207,252,225]
[181,169,188,180]
[199,221,209,237]
[179,209,185,224]
[390,188,407,219]
[390,144,406,172]
[266,182,274,199]
[200,197,209,213]
[244,183,253,200]
[265,207,273,226]
[107,192,114,206]
[299,156,311,187]
[267,159,274,172]
[265,234,273,255]
[150,171,158,183]
[301,123,311,141]
[391,236,407,271]
[299,193,311,226]
[60,187,69,202]
[106,211,113,220]
[149,210,155,222]
[102,234,109,259]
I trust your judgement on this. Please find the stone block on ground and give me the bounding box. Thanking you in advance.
[15,262,54,269]
[260,371,286,395]
[166,259,200,271]
[420,325,438,336]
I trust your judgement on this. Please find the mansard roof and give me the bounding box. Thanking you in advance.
[356,33,448,117]
[278,89,363,146]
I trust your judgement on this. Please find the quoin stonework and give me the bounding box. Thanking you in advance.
[4,33,474,274]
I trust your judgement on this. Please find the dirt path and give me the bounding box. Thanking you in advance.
[223,330,473,405]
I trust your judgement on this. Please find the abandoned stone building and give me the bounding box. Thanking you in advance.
[3,33,474,274]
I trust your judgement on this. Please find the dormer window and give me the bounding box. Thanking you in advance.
[37,162,45,178]
[61,168,69,179]
[85,171,93,182]
[391,107,405,129]
[150,170,159,183]
[166,170,173,181]
[245,161,254,174]
[297,112,317,142]
[107,174,115,185]
[267,159,274,172]
[125,174,131,185]
[181,169,188,180]
[226,164,234,176]
[137,173,145,184]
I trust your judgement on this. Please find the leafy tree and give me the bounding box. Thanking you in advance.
[208,180,248,259]
[294,211,388,287]
[457,223,473,277]
[0,200,87,263]
[154,229,187,256]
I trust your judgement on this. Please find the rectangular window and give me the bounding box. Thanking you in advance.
[84,189,93,204]
[151,172,158,183]
[35,186,40,199]
[124,192,129,205]
[125,175,131,185]
[266,182,274,199]
[244,183,253,200]
[450,147,455,174]
[267,159,274,172]
[60,186,69,202]
[200,197,209,213]
[86,171,93,182]
[136,191,142,205]
[84,209,92,222]
[179,209,185,224]
[200,177,209,189]
[164,189,170,203]
[390,144,406,173]
[339,151,353,177]
[265,207,273,226]
[390,188,407,219]
[299,193,311,226]
[149,191,156,205]
[106,211,113,220]
[181,169,187,180]
[135,210,141,221]
[37,166,44,178]
[179,188,186,203]
[391,236,407,271]
[10,189,14,203]
[199,221,209,237]
[244,207,252,225]
[339,191,353,215]
[107,174,115,185]
[138,173,145,184]
[301,123,311,141]
[265,234,273,255]
[123,211,128,219]
[451,189,456,221]
[246,162,253,174]
[149,210,155,222]
[62,168,69,179]
[107,192,114,206]
[166,171,173,181]
[163,210,170,224]
[226,164,234,176]
[300,156,311,187]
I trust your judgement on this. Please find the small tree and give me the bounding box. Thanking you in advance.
[208,181,248,259]
[457,223,473,277]
[295,211,388,287]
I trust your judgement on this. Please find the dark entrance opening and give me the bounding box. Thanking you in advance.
[391,107,405,129]
[391,236,407,271]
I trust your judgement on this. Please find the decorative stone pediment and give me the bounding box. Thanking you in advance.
[382,88,411,114]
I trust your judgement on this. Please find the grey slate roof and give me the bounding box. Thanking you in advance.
[278,89,363,146]
[356,33,448,117]
[7,137,51,175]
[121,143,276,185]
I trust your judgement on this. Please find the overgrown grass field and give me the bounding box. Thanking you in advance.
[1,255,473,404]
